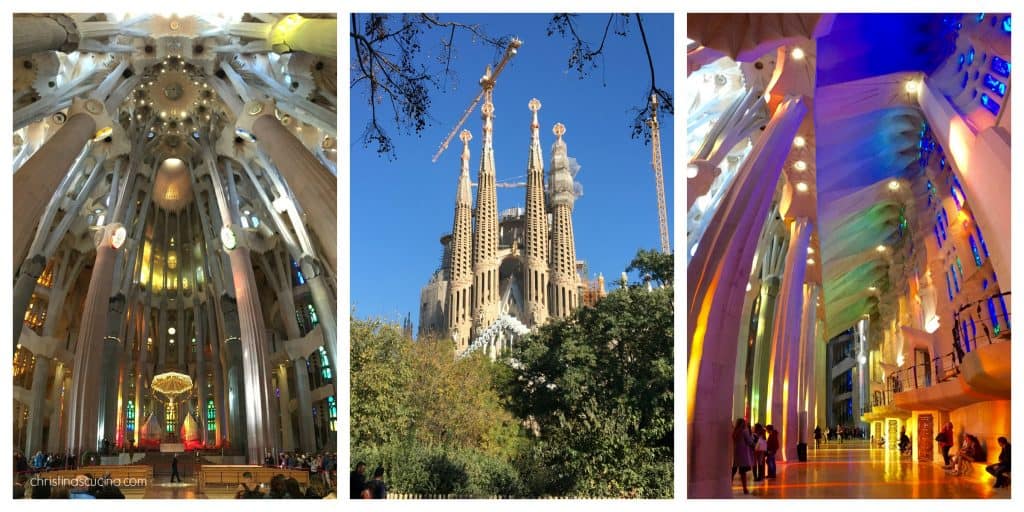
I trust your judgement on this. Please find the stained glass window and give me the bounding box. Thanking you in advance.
[991,56,1010,77]
[126,400,135,433]
[988,297,1001,335]
[166,403,177,433]
[327,396,337,432]
[319,346,332,381]
[206,399,216,432]
[945,272,953,301]
[976,225,990,257]
[980,93,1000,115]
[969,234,983,266]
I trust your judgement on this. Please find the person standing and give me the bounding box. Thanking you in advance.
[366,466,387,499]
[753,424,768,482]
[350,462,367,499]
[170,453,182,483]
[765,425,779,478]
[936,422,955,467]
[732,419,755,495]
[814,425,822,449]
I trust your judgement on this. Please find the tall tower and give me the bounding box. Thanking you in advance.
[523,98,549,326]
[472,95,500,335]
[548,122,579,319]
[447,130,475,350]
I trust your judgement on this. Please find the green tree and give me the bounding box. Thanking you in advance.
[506,264,674,497]
[626,248,673,286]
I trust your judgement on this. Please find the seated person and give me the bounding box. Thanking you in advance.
[985,437,1011,488]
[898,428,911,454]
[950,434,983,475]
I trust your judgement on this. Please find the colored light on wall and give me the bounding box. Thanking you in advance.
[1001,16,1011,34]
[969,235,983,267]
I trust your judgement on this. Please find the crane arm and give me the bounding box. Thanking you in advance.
[431,89,485,163]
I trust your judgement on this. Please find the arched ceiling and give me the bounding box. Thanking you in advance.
[814,14,958,339]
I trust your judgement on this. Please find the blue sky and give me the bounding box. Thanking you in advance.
[351,13,675,330]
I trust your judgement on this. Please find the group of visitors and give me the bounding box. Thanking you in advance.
[235,472,334,499]
[349,462,388,499]
[13,473,125,499]
[936,421,1011,488]
[264,451,337,488]
[14,451,79,474]
[730,419,780,494]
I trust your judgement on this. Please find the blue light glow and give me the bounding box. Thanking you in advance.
[988,297,1000,334]
[961,72,969,89]
[958,54,965,71]
[977,13,985,22]
[980,93,1001,115]
[998,294,1010,329]
[969,234,982,267]
[982,74,1007,97]
[976,225,990,258]
[991,56,1010,77]
[967,47,975,64]
[1002,16,1010,34]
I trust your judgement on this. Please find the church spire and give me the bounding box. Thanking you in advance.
[548,122,579,319]
[524,98,549,326]
[447,130,475,350]
[471,94,501,336]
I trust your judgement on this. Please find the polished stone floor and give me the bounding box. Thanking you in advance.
[732,440,1011,498]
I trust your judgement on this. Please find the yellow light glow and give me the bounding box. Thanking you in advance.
[876,245,887,253]
[93,126,113,141]
[793,136,806,147]
[791,47,805,60]
[807,247,815,254]
[904,80,919,93]
[807,258,815,265]
[888,180,900,191]
[794,160,807,171]
[796,182,809,192]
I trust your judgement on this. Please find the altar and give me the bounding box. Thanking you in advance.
[160,443,186,453]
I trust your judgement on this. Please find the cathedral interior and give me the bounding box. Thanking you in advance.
[687,13,1010,498]
[12,12,339,471]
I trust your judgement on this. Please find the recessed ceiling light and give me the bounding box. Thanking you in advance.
[905,80,919,94]
[888,180,900,191]
[876,245,887,253]
[807,258,815,265]
[791,47,806,60]
[796,182,809,192]
[794,160,807,171]
[793,136,806,147]
[808,247,815,254]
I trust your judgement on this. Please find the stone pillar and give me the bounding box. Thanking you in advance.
[238,100,336,271]
[206,300,227,448]
[65,224,123,454]
[45,362,66,452]
[13,14,77,57]
[277,364,296,451]
[767,217,811,462]
[13,98,108,267]
[276,287,315,452]
[797,285,820,446]
[687,96,807,498]
[302,258,337,376]
[25,355,52,455]
[293,357,316,452]
[194,307,208,447]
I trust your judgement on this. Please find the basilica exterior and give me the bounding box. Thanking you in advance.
[418,98,595,356]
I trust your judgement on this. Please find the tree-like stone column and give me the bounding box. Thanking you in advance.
[687,96,807,498]
[13,14,78,57]
[767,217,811,462]
[237,100,336,271]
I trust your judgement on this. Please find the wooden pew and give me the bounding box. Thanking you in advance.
[37,465,154,488]
[198,465,310,489]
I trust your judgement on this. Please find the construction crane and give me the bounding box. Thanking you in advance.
[432,37,522,163]
[648,94,671,254]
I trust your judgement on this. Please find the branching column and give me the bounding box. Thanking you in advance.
[237,100,336,271]
[13,98,108,268]
[209,161,274,463]
[65,223,126,454]
[687,96,807,498]
[767,217,811,462]
[13,14,78,57]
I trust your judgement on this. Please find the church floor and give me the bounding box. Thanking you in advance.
[731,441,1011,499]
